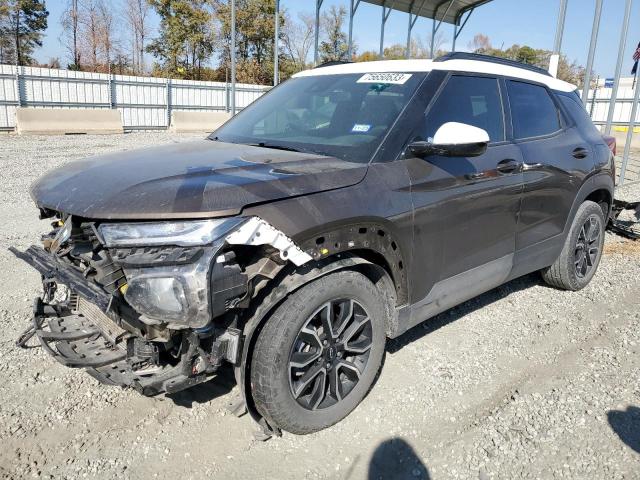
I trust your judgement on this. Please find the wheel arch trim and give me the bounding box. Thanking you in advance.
[563,174,614,236]
[235,255,396,433]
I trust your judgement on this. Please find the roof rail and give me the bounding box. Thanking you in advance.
[434,52,552,77]
[313,60,352,69]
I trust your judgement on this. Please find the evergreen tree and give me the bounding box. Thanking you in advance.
[318,5,348,63]
[0,0,48,65]
[213,0,284,84]
[147,0,215,79]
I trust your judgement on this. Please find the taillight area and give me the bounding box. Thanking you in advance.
[603,135,616,156]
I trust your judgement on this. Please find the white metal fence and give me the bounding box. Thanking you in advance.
[586,78,640,128]
[0,64,270,131]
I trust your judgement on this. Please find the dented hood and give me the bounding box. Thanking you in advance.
[30,140,368,220]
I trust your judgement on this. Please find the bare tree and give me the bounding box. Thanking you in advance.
[281,12,314,68]
[408,37,428,58]
[125,0,150,74]
[425,31,446,58]
[468,33,491,53]
[79,0,101,69]
[97,0,115,71]
[60,0,81,69]
[0,0,15,64]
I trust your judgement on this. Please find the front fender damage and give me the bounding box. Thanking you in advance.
[226,217,313,266]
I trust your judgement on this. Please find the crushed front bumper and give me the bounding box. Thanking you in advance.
[11,245,229,396]
[26,296,216,396]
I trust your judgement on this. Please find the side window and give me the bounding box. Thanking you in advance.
[507,80,561,139]
[424,75,505,143]
[558,94,600,136]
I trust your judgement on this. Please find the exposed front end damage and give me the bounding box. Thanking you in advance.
[12,214,309,398]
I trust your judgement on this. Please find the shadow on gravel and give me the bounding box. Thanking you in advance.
[608,406,640,454]
[387,273,542,353]
[166,365,236,408]
[368,437,430,479]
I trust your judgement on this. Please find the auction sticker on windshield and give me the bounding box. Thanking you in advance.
[357,73,412,84]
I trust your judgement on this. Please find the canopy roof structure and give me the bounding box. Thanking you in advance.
[361,0,494,25]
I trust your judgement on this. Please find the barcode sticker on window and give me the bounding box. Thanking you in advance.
[357,73,412,85]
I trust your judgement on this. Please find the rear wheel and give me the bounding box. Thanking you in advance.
[541,200,605,291]
[250,270,386,434]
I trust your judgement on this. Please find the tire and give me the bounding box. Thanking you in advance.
[250,270,387,434]
[541,200,605,291]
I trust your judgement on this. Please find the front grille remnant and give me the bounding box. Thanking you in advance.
[75,296,127,344]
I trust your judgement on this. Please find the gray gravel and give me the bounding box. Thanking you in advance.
[0,132,639,479]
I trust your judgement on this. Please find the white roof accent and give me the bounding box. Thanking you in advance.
[292,59,576,93]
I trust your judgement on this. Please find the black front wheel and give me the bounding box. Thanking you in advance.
[250,270,387,434]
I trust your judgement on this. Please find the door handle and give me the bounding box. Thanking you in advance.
[496,159,520,174]
[572,147,589,159]
[522,162,543,171]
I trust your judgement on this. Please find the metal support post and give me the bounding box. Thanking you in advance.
[452,8,474,53]
[549,0,568,77]
[431,0,455,58]
[553,0,568,54]
[231,0,236,115]
[605,0,632,135]
[406,0,422,58]
[274,0,279,86]
[452,23,457,52]
[380,1,394,59]
[619,69,640,186]
[348,0,360,60]
[314,0,324,65]
[581,0,602,106]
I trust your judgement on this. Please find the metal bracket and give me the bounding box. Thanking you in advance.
[225,217,313,266]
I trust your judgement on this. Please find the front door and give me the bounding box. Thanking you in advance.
[404,74,523,326]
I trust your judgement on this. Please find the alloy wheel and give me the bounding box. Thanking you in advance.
[574,214,601,278]
[288,298,373,411]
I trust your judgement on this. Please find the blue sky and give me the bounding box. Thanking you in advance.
[38,0,640,78]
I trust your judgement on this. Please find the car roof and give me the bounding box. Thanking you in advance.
[292,58,576,93]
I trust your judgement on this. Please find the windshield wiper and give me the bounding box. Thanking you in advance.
[252,142,302,153]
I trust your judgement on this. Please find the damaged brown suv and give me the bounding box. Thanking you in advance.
[14,54,615,437]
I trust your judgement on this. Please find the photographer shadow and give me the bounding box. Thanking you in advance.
[368,437,430,480]
[607,405,640,454]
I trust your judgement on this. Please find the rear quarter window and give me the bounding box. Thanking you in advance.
[558,94,602,138]
[507,80,561,139]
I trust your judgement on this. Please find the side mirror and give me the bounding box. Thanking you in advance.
[408,122,490,158]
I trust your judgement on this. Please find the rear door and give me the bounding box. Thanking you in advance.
[506,80,594,253]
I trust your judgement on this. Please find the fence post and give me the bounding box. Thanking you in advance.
[166,77,172,129]
[618,70,640,186]
[225,82,230,113]
[15,65,23,107]
[109,72,116,109]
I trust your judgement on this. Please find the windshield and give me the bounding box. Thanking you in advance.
[211,72,426,163]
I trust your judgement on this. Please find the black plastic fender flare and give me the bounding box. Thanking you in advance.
[562,173,614,235]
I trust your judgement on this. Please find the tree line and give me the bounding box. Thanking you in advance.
[0,0,587,87]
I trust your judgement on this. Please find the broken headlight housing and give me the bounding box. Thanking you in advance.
[99,219,242,248]
[98,219,244,329]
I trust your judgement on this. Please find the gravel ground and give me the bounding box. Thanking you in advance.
[0,132,639,480]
